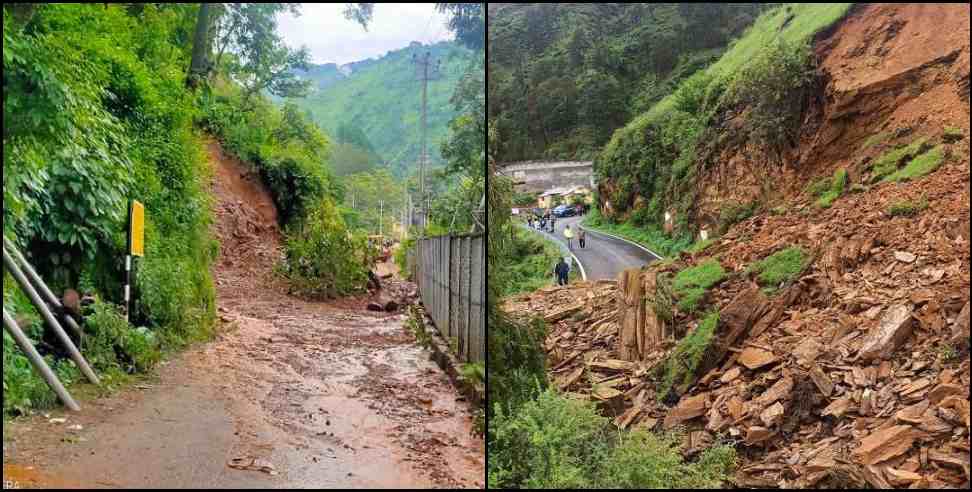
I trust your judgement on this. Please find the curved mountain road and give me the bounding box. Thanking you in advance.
[526,215,660,281]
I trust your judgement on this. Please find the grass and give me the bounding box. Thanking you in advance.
[499,225,579,297]
[887,195,930,218]
[861,131,891,150]
[644,4,853,121]
[883,145,945,183]
[718,201,758,232]
[686,238,716,255]
[811,168,848,209]
[657,312,720,402]
[488,387,736,489]
[582,209,693,258]
[673,260,726,313]
[748,246,808,289]
[943,126,964,142]
[871,137,930,181]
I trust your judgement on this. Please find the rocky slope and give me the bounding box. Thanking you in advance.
[506,4,971,489]
[694,3,970,230]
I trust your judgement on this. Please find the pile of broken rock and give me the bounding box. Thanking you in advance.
[504,177,970,488]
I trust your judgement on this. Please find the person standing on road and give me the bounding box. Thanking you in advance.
[579,228,586,249]
[550,215,556,233]
[554,257,570,286]
[564,225,574,249]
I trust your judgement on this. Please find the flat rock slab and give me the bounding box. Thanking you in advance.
[853,425,917,465]
[663,393,708,429]
[739,347,778,370]
[894,251,917,263]
[859,304,913,361]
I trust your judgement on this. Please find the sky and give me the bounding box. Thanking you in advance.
[277,3,455,66]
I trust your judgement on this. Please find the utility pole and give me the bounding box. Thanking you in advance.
[412,50,442,230]
[379,199,384,238]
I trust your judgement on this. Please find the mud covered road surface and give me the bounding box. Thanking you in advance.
[1,141,485,489]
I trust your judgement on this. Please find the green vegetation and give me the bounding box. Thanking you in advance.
[673,260,726,313]
[887,195,930,218]
[748,246,808,291]
[870,137,930,181]
[488,4,767,162]
[943,126,964,143]
[498,226,580,297]
[489,388,736,489]
[656,312,720,401]
[686,238,716,255]
[291,41,474,178]
[281,198,369,299]
[583,209,693,258]
[813,167,848,209]
[719,201,758,233]
[861,132,891,150]
[590,4,852,251]
[3,3,223,417]
[883,145,946,183]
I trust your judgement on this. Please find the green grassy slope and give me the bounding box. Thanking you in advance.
[290,41,474,178]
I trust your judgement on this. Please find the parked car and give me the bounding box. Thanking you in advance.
[553,204,576,217]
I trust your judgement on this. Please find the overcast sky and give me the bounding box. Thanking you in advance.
[277,3,454,66]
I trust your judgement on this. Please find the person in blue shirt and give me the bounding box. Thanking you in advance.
[554,257,570,286]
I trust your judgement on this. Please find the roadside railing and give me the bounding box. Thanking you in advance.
[409,233,486,363]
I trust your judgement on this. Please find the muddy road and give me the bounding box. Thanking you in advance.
[1,141,485,489]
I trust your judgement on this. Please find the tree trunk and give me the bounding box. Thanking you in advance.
[187,3,213,89]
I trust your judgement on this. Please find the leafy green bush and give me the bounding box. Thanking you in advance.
[887,196,930,218]
[4,4,222,415]
[748,246,808,289]
[489,387,737,489]
[883,145,945,183]
[84,301,161,375]
[673,260,726,313]
[282,198,369,299]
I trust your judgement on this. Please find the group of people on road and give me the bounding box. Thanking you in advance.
[563,225,586,250]
[527,213,556,234]
[524,211,591,287]
[552,225,587,287]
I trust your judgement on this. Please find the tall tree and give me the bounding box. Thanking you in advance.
[209,3,312,102]
[187,3,213,89]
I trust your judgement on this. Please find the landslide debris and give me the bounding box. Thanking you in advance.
[505,124,970,489]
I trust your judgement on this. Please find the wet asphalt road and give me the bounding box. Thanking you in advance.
[526,215,660,281]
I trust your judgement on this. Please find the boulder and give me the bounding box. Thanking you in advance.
[859,304,913,361]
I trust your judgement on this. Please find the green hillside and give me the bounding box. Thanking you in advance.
[291,41,475,178]
[487,3,769,162]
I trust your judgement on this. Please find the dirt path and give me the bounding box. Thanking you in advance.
[1,141,485,489]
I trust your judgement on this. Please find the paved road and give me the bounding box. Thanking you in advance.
[526,215,660,281]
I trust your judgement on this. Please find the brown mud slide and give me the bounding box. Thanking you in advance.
[1,140,484,489]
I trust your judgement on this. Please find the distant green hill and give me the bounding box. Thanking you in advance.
[288,41,475,178]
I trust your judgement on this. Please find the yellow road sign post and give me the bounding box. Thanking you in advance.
[126,201,145,322]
